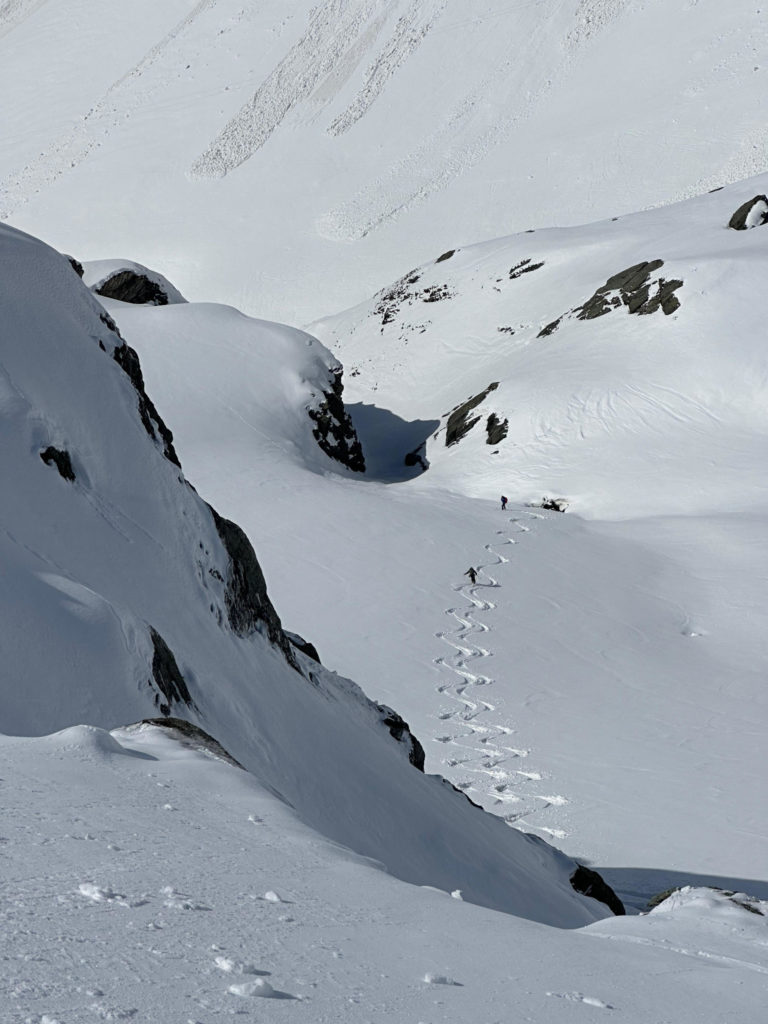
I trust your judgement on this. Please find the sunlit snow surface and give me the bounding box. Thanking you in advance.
[2,725,766,1023]
[1,0,768,321]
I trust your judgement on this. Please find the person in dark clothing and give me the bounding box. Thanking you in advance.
[501,495,508,510]
[464,567,478,585]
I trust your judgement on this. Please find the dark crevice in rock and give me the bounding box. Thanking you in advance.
[40,446,75,481]
[308,368,366,473]
[485,413,508,445]
[286,631,320,664]
[149,626,195,716]
[435,249,456,263]
[509,258,544,280]
[140,716,244,769]
[728,195,768,230]
[570,865,625,916]
[377,705,425,771]
[208,505,298,668]
[95,269,171,305]
[445,383,499,447]
[112,342,181,467]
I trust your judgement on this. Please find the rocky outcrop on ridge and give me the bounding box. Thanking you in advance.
[308,368,366,473]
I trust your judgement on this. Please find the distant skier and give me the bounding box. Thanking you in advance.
[464,567,478,585]
[501,495,508,510]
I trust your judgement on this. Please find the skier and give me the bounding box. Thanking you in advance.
[501,495,508,510]
[464,567,478,585]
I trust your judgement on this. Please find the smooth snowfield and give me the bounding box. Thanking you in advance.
[2,0,767,321]
[2,724,766,1023]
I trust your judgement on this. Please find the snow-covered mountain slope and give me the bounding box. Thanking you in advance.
[4,723,766,1023]
[109,181,767,909]
[2,0,767,321]
[315,175,768,518]
[0,221,614,927]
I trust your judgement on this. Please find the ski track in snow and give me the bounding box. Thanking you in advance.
[433,509,570,840]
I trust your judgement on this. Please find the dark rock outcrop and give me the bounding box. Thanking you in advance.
[148,626,195,716]
[208,505,297,667]
[112,342,181,468]
[728,195,768,230]
[485,413,508,445]
[140,716,245,768]
[286,631,320,664]
[40,446,75,481]
[376,705,425,771]
[538,496,568,513]
[308,368,366,473]
[435,249,456,263]
[95,269,171,305]
[538,260,682,337]
[509,258,544,280]
[445,383,499,447]
[570,865,625,916]
[404,443,429,471]
[576,260,682,319]
[66,255,84,278]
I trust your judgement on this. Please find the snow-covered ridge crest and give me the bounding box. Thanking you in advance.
[0,221,613,927]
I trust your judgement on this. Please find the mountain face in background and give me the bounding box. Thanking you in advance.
[1,0,767,322]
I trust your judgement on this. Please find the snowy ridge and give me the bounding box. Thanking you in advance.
[316,175,768,518]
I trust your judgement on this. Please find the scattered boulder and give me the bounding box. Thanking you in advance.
[570,865,625,916]
[95,269,172,305]
[39,445,75,482]
[445,383,500,447]
[485,413,508,445]
[307,368,366,473]
[728,195,768,230]
[148,626,195,716]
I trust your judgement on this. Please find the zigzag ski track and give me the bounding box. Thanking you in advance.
[432,509,570,841]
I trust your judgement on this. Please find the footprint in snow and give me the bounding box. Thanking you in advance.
[161,886,211,911]
[423,973,463,986]
[228,978,298,999]
[215,956,270,977]
[546,992,613,1009]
